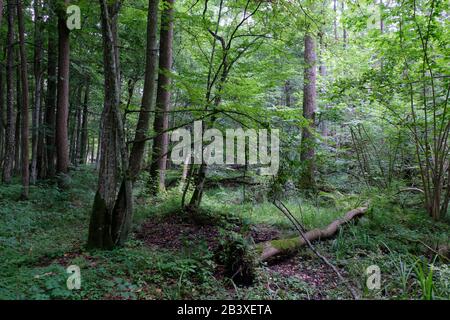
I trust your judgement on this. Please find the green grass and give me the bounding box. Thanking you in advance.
[0,167,449,300]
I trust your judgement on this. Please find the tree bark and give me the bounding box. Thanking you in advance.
[149,0,174,194]
[259,207,368,261]
[55,0,70,177]
[88,0,133,249]
[128,0,159,181]
[17,0,30,199]
[299,34,317,189]
[2,0,15,183]
[31,0,44,184]
[45,12,58,179]
[79,79,90,165]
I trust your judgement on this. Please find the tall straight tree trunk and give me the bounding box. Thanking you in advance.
[2,0,15,183]
[299,34,317,189]
[17,0,30,199]
[31,0,43,184]
[73,85,83,165]
[149,0,174,195]
[45,14,57,179]
[14,67,20,175]
[342,1,347,47]
[319,34,328,137]
[128,0,159,181]
[0,63,4,165]
[88,0,133,249]
[333,0,338,41]
[79,79,90,165]
[37,80,46,178]
[55,0,70,179]
[0,1,3,164]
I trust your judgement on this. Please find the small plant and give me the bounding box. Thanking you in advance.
[413,258,435,300]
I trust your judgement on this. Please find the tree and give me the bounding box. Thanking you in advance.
[149,0,174,194]
[31,0,44,183]
[87,0,133,249]
[79,78,90,165]
[299,33,317,189]
[17,0,30,199]
[128,0,160,180]
[45,7,58,179]
[56,0,71,179]
[2,0,15,183]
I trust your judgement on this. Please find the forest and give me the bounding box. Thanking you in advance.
[0,0,449,301]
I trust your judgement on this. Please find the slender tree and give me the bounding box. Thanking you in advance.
[55,0,70,179]
[2,0,15,183]
[88,0,133,249]
[79,79,90,165]
[129,0,159,180]
[149,0,174,194]
[45,9,58,179]
[31,0,44,184]
[299,33,317,189]
[17,0,30,199]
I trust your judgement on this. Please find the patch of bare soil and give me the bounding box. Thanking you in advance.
[135,215,221,251]
[268,254,345,299]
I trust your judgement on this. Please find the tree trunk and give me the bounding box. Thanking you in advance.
[149,0,174,195]
[2,0,15,183]
[45,10,57,179]
[17,0,30,199]
[14,67,20,175]
[299,34,317,189]
[56,0,70,178]
[31,0,43,184]
[37,80,46,179]
[0,61,4,166]
[74,86,83,165]
[342,1,347,47]
[259,207,368,261]
[129,0,159,181]
[319,34,329,137]
[88,0,133,249]
[79,79,90,165]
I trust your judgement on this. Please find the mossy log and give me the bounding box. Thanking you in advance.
[258,207,368,261]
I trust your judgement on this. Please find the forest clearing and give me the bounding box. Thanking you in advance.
[0,0,449,302]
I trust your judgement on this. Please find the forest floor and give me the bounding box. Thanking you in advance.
[1,166,449,300]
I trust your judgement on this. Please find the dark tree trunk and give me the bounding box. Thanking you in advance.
[0,1,3,164]
[56,0,70,178]
[45,13,57,179]
[128,0,159,181]
[79,79,90,165]
[31,0,43,184]
[14,68,20,176]
[37,80,46,178]
[149,0,174,195]
[0,62,4,166]
[17,0,30,199]
[88,0,133,249]
[2,0,15,183]
[73,85,83,165]
[299,34,317,189]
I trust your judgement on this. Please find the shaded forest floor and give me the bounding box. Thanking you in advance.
[1,166,449,300]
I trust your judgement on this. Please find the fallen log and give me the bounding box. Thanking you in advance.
[259,207,368,261]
